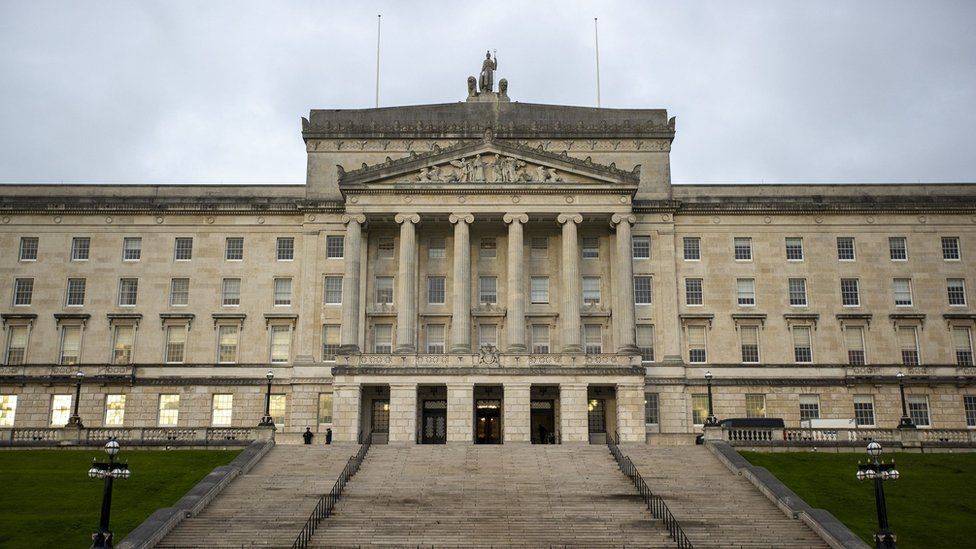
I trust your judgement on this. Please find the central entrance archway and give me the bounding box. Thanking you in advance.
[474,385,503,444]
[418,384,448,444]
[530,384,560,444]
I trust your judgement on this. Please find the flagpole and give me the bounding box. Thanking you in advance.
[375,14,381,108]
[594,17,601,108]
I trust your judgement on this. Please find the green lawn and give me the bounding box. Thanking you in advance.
[0,448,239,547]
[741,450,976,548]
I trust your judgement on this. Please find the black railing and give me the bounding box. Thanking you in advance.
[607,432,694,549]
[291,439,372,549]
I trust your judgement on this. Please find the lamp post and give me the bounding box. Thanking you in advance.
[856,441,899,549]
[88,438,131,548]
[259,370,275,426]
[896,372,915,429]
[67,370,85,427]
[704,371,718,426]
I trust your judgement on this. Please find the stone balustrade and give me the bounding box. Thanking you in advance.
[719,425,976,449]
[0,426,267,448]
[337,352,642,370]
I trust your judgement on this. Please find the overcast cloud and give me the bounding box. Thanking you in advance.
[1,1,974,185]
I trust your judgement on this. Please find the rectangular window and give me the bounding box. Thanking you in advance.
[277,237,295,261]
[269,394,286,428]
[637,325,655,363]
[688,325,706,363]
[893,278,913,306]
[841,278,860,306]
[158,394,180,426]
[854,395,875,427]
[479,324,497,349]
[13,278,33,306]
[217,325,239,364]
[50,395,72,427]
[322,324,340,362]
[740,325,760,363]
[59,325,81,365]
[907,395,930,427]
[799,395,821,422]
[377,237,395,259]
[845,326,866,365]
[691,394,709,425]
[582,277,601,305]
[112,325,134,365]
[965,396,976,427]
[634,276,653,305]
[632,236,650,259]
[733,237,752,261]
[952,327,973,366]
[165,326,187,364]
[837,237,856,261]
[5,326,28,365]
[270,326,291,363]
[426,324,445,354]
[745,394,767,418]
[19,237,38,261]
[222,278,241,306]
[318,393,334,424]
[531,236,548,259]
[0,395,16,427]
[169,278,189,306]
[788,278,808,306]
[898,326,920,365]
[948,279,967,306]
[785,237,804,261]
[793,326,813,363]
[683,237,701,260]
[104,394,126,427]
[122,237,141,261]
[324,276,343,304]
[375,276,394,304]
[428,277,446,305]
[531,324,550,354]
[530,277,549,304]
[581,236,599,259]
[479,237,497,259]
[71,237,91,261]
[584,324,602,354]
[942,236,960,260]
[273,278,292,306]
[174,237,193,260]
[479,276,497,304]
[225,237,244,260]
[427,236,446,259]
[373,324,392,354]
[889,237,908,260]
[685,278,703,306]
[736,278,756,306]
[118,278,138,306]
[66,278,86,306]
[326,235,345,258]
[211,394,233,426]
[644,393,660,425]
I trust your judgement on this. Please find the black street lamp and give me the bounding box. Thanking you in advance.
[67,370,85,427]
[896,372,915,429]
[704,371,718,426]
[88,438,131,548]
[856,441,900,549]
[259,370,275,426]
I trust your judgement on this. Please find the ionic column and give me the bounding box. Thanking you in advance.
[611,214,639,354]
[339,214,366,354]
[449,213,474,353]
[557,213,583,353]
[395,213,420,353]
[503,213,528,352]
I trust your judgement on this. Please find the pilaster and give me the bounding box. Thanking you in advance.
[332,383,361,443]
[447,383,474,443]
[560,383,588,443]
[503,383,531,443]
[388,382,418,444]
[615,382,646,443]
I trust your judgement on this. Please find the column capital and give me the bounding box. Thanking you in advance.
[610,213,637,228]
[449,213,474,224]
[395,213,420,224]
[341,213,367,225]
[503,213,528,225]
[557,213,583,225]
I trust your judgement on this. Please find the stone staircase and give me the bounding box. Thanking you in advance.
[307,444,676,548]
[621,444,828,549]
[158,445,357,548]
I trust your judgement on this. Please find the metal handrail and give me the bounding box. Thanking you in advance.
[607,432,694,549]
[291,439,372,549]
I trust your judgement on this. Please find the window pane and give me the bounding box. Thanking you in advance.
[50,395,72,427]
[270,326,291,362]
[66,278,86,306]
[683,237,700,260]
[123,237,142,260]
[889,237,907,260]
[942,237,960,260]
[530,277,549,303]
[222,278,241,306]
[326,235,345,258]
[532,325,550,354]
[479,277,497,304]
[634,276,653,305]
[225,237,244,260]
[165,326,186,363]
[0,395,17,427]
[113,325,134,365]
[799,395,820,421]
[59,326,81,365]
[785,237,803,260]
[644,393,659,424]
[318,393,334,423]
[159,394,180,426]
[170,278,189,306]
[376,277,394,304]
[211,394,233,426]
[965,396,976,427]
[273,278,292,306]
[277,237,295,260]
[893,278,913,306]
[373,324,392,353]
[6,326,28,365]
[14,278,33,306]
[426,324,445,354]
[20,237,38,261]
[845,326,865,365]
[175,237,193,260]
[788,278,807,306]
[837,237,855,260]
[953,327,974,366]
[947,279,967,306]
[427,236,446,259]
[584,324,602,354]
[736,278,755,306]
[118,278,138,306]
[322,325,340,362]
[377,237,395,258]
[907,395,930,426]
[428,277,446,305]
[269,394,286,427]
[740,326,759,363]
[793,326,812,363]
[479,324,497,349]
[733,237,752,261]
[217,325,239,363]
[688,326,706,363]
[685,279,703,305]
[71,237,90,260]
[581,236,599,258]
[854,396,875,426]
[479,237,496,258]
[637,325,654,363]
[105,394,126,427]
[745,394,766,418]
[531,236,548,259]
[632,236,650,259]
[582,277,601,305]
[898,326,919,365]
[324,276,343,304]
[692,394,709,425]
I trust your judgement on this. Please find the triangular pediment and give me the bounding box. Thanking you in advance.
[337,138,640,188]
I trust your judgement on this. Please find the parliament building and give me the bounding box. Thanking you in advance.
[2,80,975,446]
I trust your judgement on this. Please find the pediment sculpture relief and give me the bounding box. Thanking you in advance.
[415,154,562,183]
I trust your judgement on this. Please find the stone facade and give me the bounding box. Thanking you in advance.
[1,89,975,446]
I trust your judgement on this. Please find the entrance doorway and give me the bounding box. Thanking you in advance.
[587,385,617,444]
[421,399,447,444]
[359,385,391,444]
[531,400,556,444]
[475,399,502,444]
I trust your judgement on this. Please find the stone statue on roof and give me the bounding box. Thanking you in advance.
[479,50,497,93]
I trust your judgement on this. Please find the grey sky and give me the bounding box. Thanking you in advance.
[1,1,974,185]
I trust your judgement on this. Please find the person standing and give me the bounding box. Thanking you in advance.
[302,427,314,445]
[325,428,333,445]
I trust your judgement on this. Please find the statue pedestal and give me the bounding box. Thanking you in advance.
[466,91,510,103]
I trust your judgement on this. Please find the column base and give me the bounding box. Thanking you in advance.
[615,344,640,355]
[449,345,471,354]
[338,344,361,355]
[562,344,584,354]
[506,343,527,353]
[395,344,416,354]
